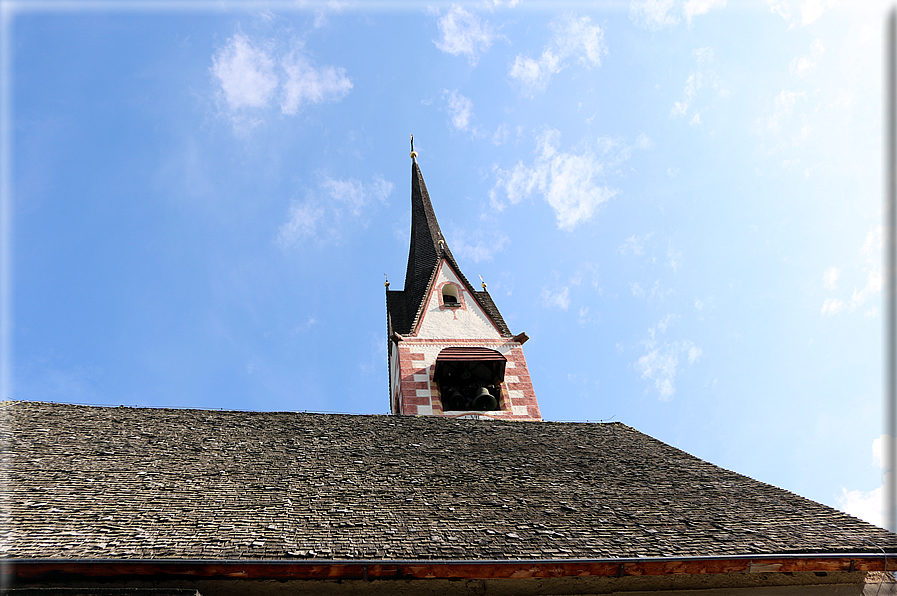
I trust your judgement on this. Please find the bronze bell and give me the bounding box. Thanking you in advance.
[472,387,498,411]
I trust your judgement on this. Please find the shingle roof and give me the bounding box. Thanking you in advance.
[4,401,895,561]
[387,159,512,338]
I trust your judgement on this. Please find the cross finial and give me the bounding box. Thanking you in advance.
[410,134,418,160]
[479,274,487,290]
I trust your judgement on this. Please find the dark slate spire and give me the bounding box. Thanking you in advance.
[402,157,451,317]
[386,144,511,337]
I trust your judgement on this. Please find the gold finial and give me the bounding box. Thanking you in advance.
[479,274,487,290]
[410,134,418,160]
[384,273,390,288]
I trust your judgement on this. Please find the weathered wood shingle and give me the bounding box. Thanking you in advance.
[3,401,895,561]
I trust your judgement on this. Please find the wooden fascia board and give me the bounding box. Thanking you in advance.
[7,555,897,582]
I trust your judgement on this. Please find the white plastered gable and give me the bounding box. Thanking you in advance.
[415,260,502,340]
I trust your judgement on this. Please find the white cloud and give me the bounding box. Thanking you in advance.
[212,33,352,130]
[668,245,682,272]
[873,434,893,469]
[839,435,892,528]
[434,5,494,64]
[672,48,723,121]
[683,0,726,26]
[800,0,830,26]
[509,14,606,96]
[630,0,680,30]
[763,90,807,136]
[445,90,473,131]
[672,72,701,116]
[492,123,510,146]
[850,225,882,312]
[277,201,325,248]
[541,286,571,310]
[790,38,824,78]
[578,306,591,325]
[509,51,561,97]
[553,14,607,66]
[320,175,392,216]
[656,313,677,333]
[767,0,792,20]
[817,227,882,317]
[694,299,704,310]
[212,33,278,111]
[840,481,885,528]
[277,175,393,248]
[820,297,844,316]
[635,133,654,150]
[490,129,624,230]
[450,228,510,263]
[631,0,725,30]
[635,318,700,400]
[823,266,840,290]
[631,282,645,298]
[619,234,648,256]
[280,51,352,115]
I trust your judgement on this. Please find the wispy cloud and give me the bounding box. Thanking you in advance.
[445,90,474,131]
[818,226,881,317]
[635,320,701,400]
[839,434,892,528]
[491,130,631,230]
[619,233,653,256]
[509,14,606,96]
[790,38,824,78]
[541,286,571,310]
[820,297,844,316]
[211,32,351,131]
[212,33,278,111]
[823,266,840,290]
[761,90,807,136]
[277,202,325,247]
[850,225,882,313]
[449,227,510,263]
[277,175,393,248]
[433,5,495,65]
[671,47,723,123]
[684,0,726,26]
[280,50,352,115]
[631,0,726,30]
[767,0,837,30]
[630,0,680,29]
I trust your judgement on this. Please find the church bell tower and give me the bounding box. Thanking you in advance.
[386,139,541,421]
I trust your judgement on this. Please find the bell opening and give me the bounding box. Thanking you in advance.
[434,359,504,412]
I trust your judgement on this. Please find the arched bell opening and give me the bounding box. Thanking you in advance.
[441,284,461,307]
[434,347,506,412]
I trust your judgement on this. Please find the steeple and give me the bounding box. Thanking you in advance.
[403,157,450,326]
[386,140,541,421]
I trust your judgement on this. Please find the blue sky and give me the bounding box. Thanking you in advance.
[3,0,891,528]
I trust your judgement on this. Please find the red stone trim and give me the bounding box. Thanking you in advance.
[392,335,540,420]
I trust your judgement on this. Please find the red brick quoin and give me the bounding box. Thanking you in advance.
[395,341,541,421]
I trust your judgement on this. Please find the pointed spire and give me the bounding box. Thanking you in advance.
[403,154,450,317]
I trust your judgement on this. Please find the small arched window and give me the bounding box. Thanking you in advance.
[442,284,460,307]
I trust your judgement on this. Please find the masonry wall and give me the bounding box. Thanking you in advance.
[394,339,541,421]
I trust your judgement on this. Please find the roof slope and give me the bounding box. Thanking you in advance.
[387,159,511,337]
[4,401,895,561]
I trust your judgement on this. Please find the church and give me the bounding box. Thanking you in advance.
[3,145,897,595]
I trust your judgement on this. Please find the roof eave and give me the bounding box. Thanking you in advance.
[8,553,897,582]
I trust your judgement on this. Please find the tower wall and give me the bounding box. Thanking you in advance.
[394,339,541,421]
